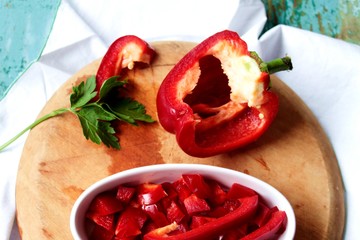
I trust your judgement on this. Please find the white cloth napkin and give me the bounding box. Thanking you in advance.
[1,0,359,239]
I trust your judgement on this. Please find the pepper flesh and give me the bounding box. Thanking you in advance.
[240,210,287,240]
[143,195,259,240]
[85,174,288,239]
[156,30,284,157]
[96,35,155,92]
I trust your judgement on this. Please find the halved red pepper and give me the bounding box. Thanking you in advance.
[96,35,155,92]
[156,30,292,157]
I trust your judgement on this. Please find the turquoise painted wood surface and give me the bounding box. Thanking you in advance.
[262,0,360,45]
[0,1,358,101]
[0,0,61,100]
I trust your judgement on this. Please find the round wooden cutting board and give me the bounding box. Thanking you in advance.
[16,41,345,239]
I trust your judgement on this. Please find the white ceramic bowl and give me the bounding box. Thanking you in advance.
[70,164,296,239]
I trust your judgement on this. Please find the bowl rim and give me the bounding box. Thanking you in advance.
[70,163,296,239]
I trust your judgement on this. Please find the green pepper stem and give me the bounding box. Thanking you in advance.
[250,51,293,74]
[0,108,69,152]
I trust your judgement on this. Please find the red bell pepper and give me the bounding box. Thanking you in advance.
[183,193,211,215]
[182,174,212,199]
[156,30,292,157]
[115,206,148,237]
[143,195,258,240]
[89,223,114,240]
[227,183,257,199]
[96,35,155,92]
[85,174,288,240]
[116,185,136,203]
[142,203,170,227]
[240,210,287,240]
[87,192,123,215]
[190,215,216,229]
[86,212,115,232]
[137,183,168,205]
[164,200,186,224]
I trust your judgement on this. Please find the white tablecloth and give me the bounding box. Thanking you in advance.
[1,0,359,239]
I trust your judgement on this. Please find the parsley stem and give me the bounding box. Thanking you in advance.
[0,108,69,152]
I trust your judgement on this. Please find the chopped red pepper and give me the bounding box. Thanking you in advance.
[183,193,210,215]
[88,192,123,215]
[240,210,287,240]
[137,183,168,205]
[207,179,227,206]
[156,30,292,157]
[143,195,258,240]
[95,35,155,93]
[227,183,257,199]
[171,177,192,202]
[182,174,212,199]
[86,212,115,232]
[84,174,288,240]
[115,206,148,237]
[164,200,186,224]
[116,185,136,203]
[89,223,114,240]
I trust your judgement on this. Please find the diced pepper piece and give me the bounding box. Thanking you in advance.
[183,194,210,216]
[138,183,168,205]
[115,206,148,237]
[226,183,257,200]
[165,200,186,224]
[182,174,212,199]
[172,178,192,202]
[86,212,115,232]
[240,210,287,240]
[251,201,271,228]
[207,179,227,206]
[209,198,242,218]
[89,223,114,240]
[161,182,179,200]
[88,192,123,215]
[116,185,136,203]
[143,203,170,227]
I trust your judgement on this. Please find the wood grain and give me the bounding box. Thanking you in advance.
[16,41,345,239]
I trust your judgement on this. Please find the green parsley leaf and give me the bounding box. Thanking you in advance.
[0,75,155,152]
[75,104,118,147]
[70,75,97,109]
[106,98,155,125]
[97,121,120,149]
[98,76,127,100]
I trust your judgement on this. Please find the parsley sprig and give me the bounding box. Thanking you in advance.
[0,76,154,151]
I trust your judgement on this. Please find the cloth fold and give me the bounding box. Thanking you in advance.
[1,0,359,239]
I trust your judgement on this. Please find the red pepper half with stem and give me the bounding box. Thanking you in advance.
[156,30,292,158]
[96,35,156,92]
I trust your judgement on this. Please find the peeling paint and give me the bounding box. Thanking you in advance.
[262,0,360,44]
